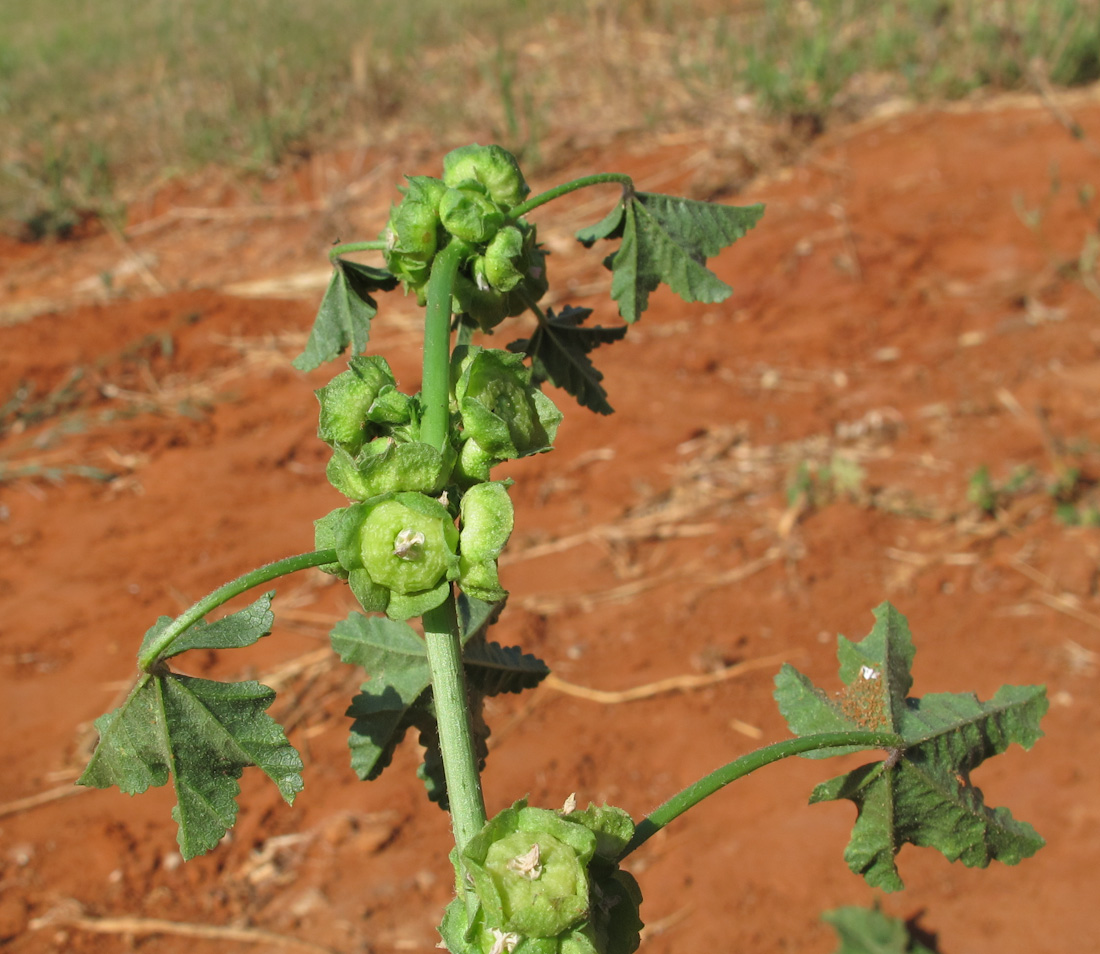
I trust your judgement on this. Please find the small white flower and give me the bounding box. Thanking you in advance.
[859,665,880,681]
[489,928,521,954]
[506,842,542,880]
[392,528,426,559]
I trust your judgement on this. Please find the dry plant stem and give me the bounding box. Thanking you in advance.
[620,730,903,859]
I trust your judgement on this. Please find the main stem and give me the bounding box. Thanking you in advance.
[421,241,488,851]
[620,730,902,858]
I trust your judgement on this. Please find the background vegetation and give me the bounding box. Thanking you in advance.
[3,0,1099,237]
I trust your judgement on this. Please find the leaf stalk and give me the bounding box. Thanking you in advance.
[620,730,903,858]
[137,549,337,670]
[508,173,634,220]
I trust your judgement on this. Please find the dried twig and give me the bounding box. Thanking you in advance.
[544,651,794,705]
[0,782,87,819]
[30,905,339,954]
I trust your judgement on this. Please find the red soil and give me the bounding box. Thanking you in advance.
[3,92,1100,954]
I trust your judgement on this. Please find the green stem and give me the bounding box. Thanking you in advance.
[421,241,465,451]
[419,239,488,853]
[423,595,488,850]
[137,549,338,670]
[329,240,387,261]
[508,172,634,220]
[620,731,903,859]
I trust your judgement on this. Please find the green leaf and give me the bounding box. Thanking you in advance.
[138,592,275,662]
[508,306,627,415]
[331,612,433,780]
[577,191,764,323]
[822,906,936,954]
[332,598,545,808]
[774,601,1047,891]
[293,259,398,372]
[78,671,303,860]
[463,635,549,696]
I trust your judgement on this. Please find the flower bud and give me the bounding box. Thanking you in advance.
[483,226,526,293]
[384,177,448,296]
[452,347,562,462]
[326,438,446,500]
[316,356,397,453]
[440,186,506,245]
[443,144,529,210]
[459,481,514,602]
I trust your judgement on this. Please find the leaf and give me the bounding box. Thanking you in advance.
[331,612,433,780]
[463,635,550,696]
[774,602,1047,891]
[822,906,936,954]
[577,191,764,323]
[78,671,302,860]
[138,593,275,662]
[508,306,627,415]
[293,259,398,372]
[333,599,546,808]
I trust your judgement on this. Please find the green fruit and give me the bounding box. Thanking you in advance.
[358,495,459,594]
[440,186,506,245]
[331,494,460,620]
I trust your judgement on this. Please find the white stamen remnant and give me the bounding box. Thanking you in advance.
[506,842,542,880]
[561,792,577,814]
[393,528,426,560]
[489,929,521,954]
[859,665,880,681]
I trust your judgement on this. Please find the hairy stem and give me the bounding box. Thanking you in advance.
[137,549,338,670]
[420,241,464,451]
[420,241,488,852]
[328,240,387,261]
[423,596,488,850]
[508,172,634,220]
[620,731,903,858]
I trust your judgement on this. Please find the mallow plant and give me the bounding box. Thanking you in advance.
[80,144,1047,953]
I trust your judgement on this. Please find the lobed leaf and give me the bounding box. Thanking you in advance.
[331,613,433,780]
[774,601,1047,891]
[79,671,302,860]
[508,306,627,415]
[821,906,935,954]
[577,191,764,323]
[293,260,398,372]
[333,597,546,808]
[138,592,275,663]
[463,636,550,696]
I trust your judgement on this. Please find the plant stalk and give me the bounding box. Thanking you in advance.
[420,241,464,451]
[620,730,903,858]
[423,596,488,849]
[419,239,488,852]
[328,239,388,261]
[137,549,338,670]
[508,172,634,220]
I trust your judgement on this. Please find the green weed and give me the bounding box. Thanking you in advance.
[4,0,1100,233]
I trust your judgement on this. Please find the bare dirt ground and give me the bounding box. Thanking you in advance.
[3,90,1100,954]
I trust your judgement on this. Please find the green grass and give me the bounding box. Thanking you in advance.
[3,0,1099,236]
